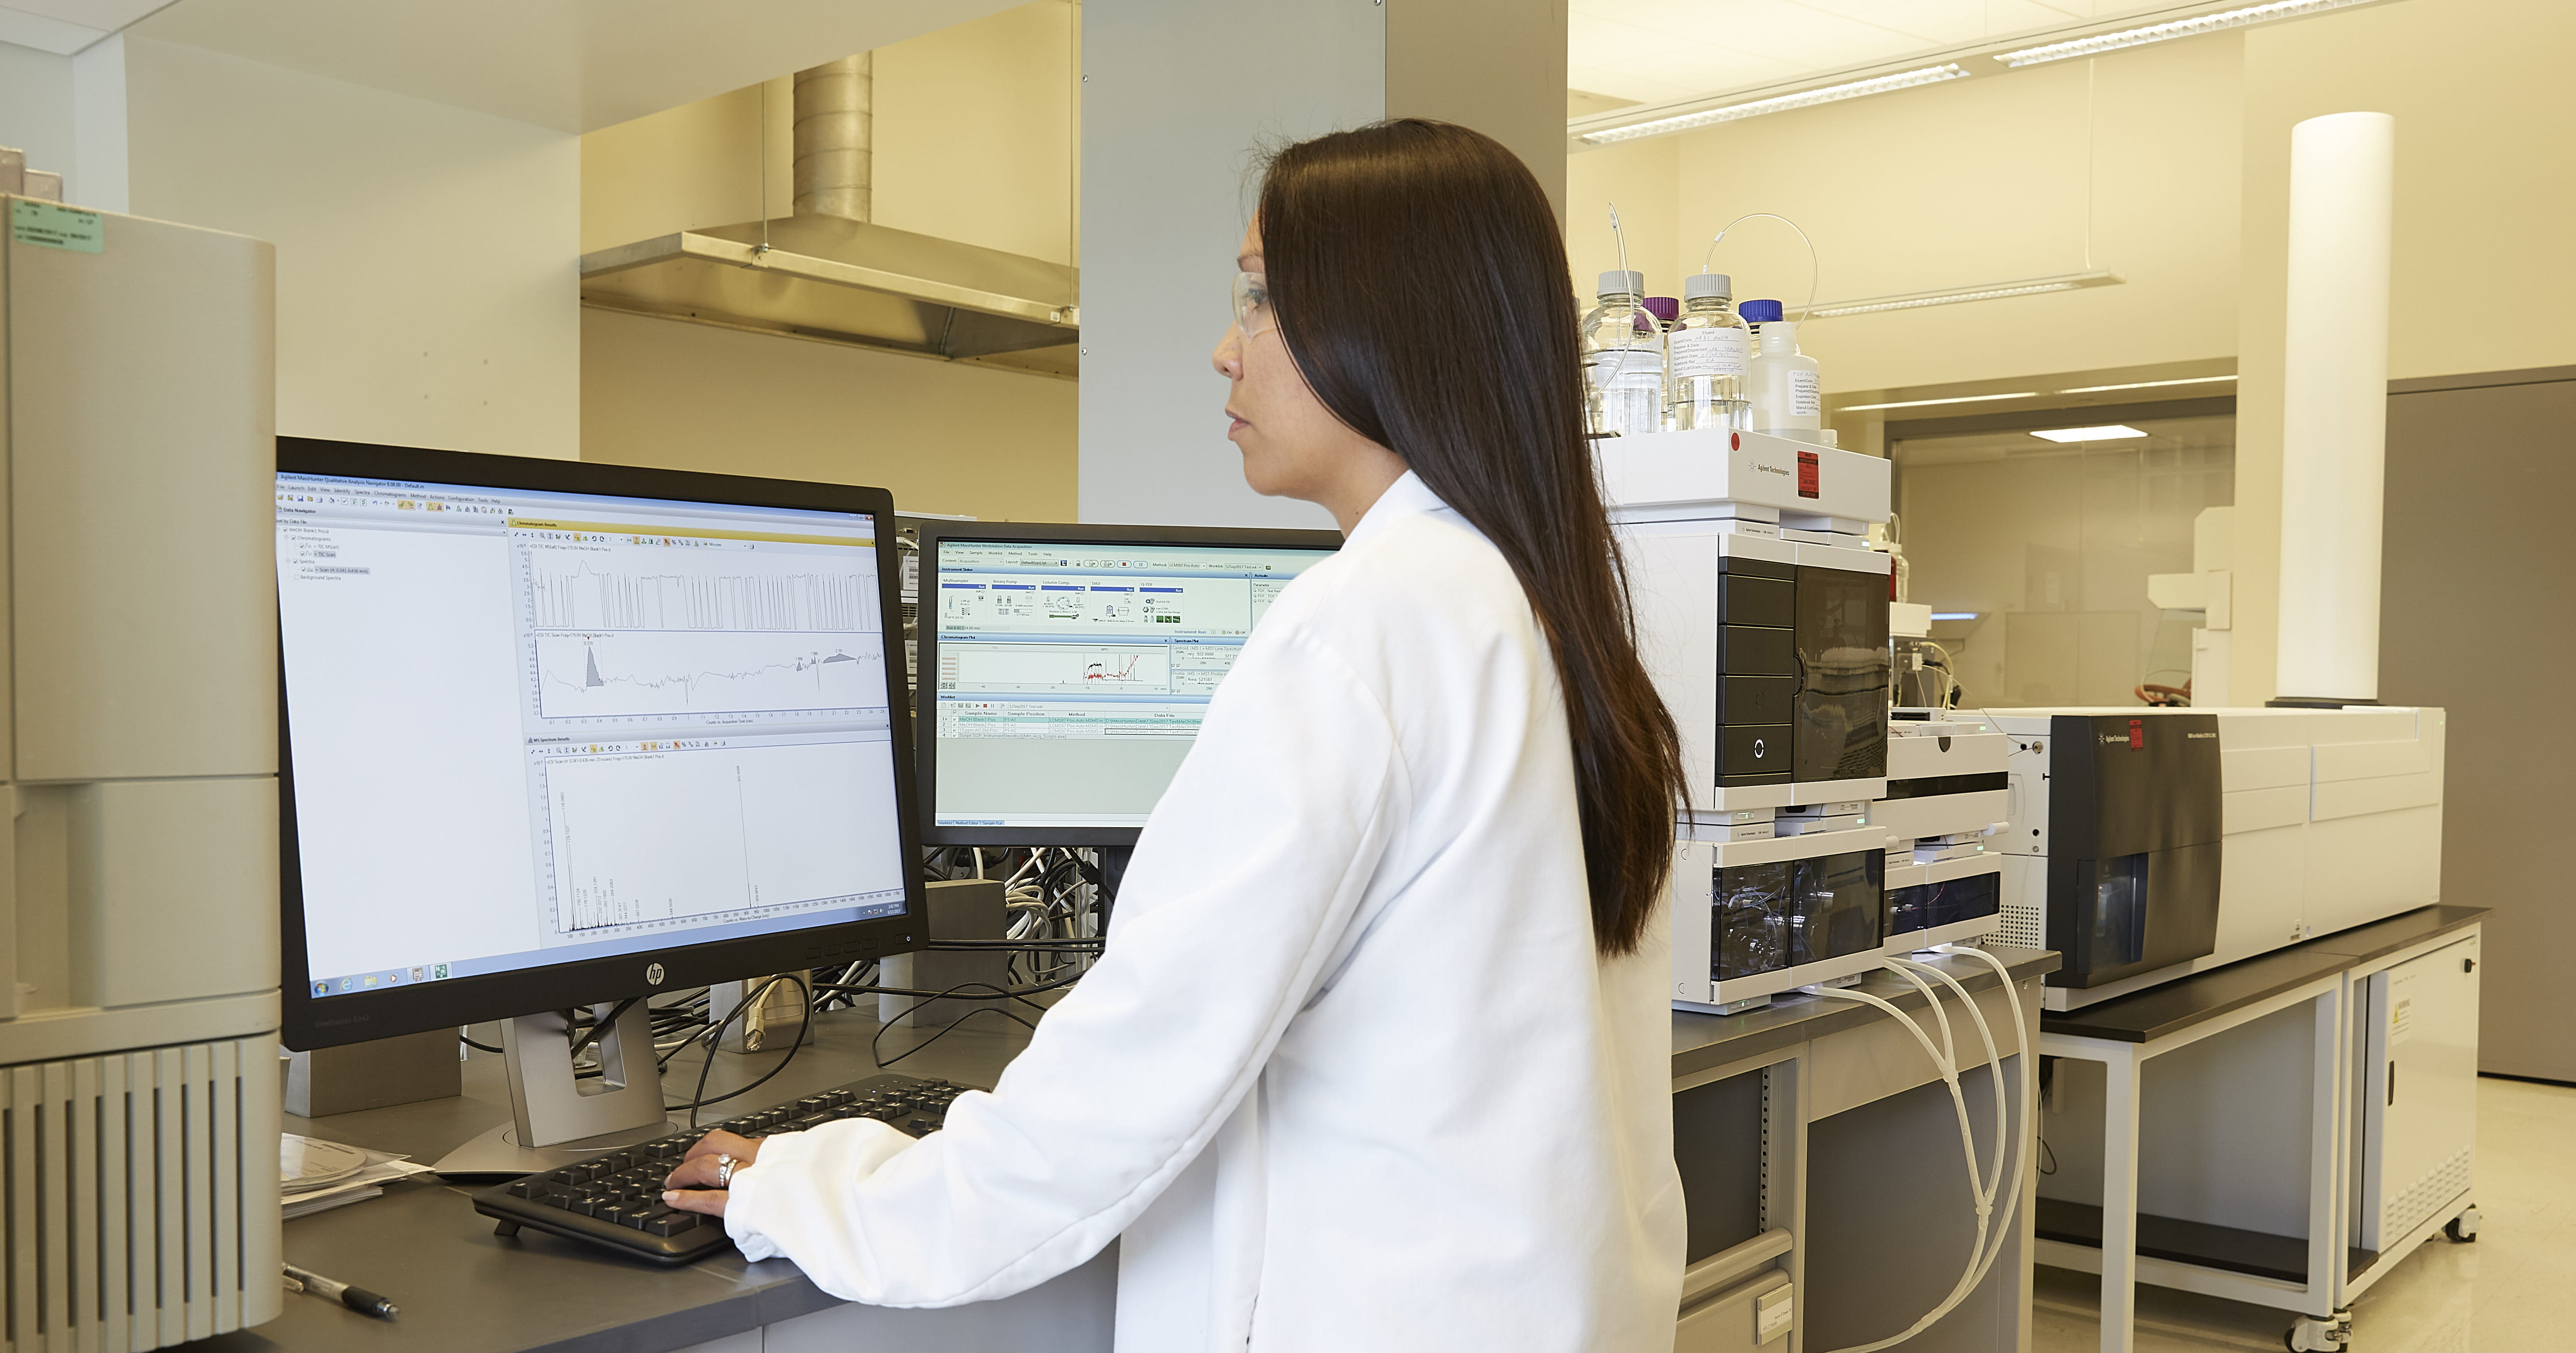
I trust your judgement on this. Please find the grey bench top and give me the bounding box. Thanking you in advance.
[207,944,2065,1353]
[2040,905,2488,1046]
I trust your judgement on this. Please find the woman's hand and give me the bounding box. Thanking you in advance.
[661,1129,761,1218]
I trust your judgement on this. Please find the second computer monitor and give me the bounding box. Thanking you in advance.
[919,522,1342,845]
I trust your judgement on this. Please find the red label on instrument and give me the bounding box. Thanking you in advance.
[2129,718,2144,749]
[1796,449,1819,499]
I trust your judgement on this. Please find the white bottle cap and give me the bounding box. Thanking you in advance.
[1597,270,1644,298]
[1682,273,1733,301]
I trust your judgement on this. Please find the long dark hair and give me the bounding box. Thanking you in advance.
[1258,120,1686,956]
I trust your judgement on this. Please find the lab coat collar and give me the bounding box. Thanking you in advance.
[1343,471,1452,547]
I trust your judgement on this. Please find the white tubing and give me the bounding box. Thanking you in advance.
[2275,110,2394,702]
[1939,944,2035,1298]
[1891,957,2006,1209]
[1809,969,1986,1353]
[1810,951,2032,1353]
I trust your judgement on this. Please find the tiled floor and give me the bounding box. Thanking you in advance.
[2031,1075,2576,1353]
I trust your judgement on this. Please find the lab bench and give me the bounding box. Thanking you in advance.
[197,946,2059,1353]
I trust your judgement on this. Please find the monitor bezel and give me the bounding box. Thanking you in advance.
[275,437,927,1051]
[915,519,1343,848]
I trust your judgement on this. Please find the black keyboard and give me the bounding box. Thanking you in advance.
[472,1073,966,1264]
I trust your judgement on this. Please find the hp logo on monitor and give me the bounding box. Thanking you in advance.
[645,962,666,986]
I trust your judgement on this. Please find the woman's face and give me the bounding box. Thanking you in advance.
[1212,218,1390,511]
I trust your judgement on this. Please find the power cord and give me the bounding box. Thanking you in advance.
[871,981,1045,1070]
[665,972,811,1129]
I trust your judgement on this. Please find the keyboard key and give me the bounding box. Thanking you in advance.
[647,1213,699,1236]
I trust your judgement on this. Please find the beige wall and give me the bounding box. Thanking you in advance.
[2228,0,2576,702]
[581,308,1074,521]
[124,35,582,460]
[874,0,1077,268]
[1568,31,2245,393]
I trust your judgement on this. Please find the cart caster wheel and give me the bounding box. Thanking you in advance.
[2286,1310,2351,1351]
[2444,1206,2481,1243]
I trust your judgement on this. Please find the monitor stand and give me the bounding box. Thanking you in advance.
[433,1001,683,1176]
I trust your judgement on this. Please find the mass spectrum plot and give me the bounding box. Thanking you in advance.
[535,631,884,719]
[525,541,878,632]
[938,643,1174,695]
[544,739,896,934]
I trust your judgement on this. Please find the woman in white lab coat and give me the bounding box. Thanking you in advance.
[663,120,1692,1350]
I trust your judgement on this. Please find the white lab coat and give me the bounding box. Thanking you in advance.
[725,472,1685,1350]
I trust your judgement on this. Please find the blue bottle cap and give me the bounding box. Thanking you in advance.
[1739,299,1784,323]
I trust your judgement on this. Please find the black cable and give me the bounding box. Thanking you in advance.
[564,996,641,1063]
[461,1036,501,1054]
[2038,1136,2058,1177]
[872,993,1041,1071]
[668,972,811,1129]
[811,969,1085,1002]
[926,939,1102,951]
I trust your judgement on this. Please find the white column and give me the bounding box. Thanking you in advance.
[2274,112,2394,703]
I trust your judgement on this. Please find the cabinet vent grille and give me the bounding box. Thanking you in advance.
[2386,1143,2472,1244]
[1996,901,2045,950]
[0,1037,282,1352]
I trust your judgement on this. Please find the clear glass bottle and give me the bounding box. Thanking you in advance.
[1580,271,1665,439]
[1667,273,1750,432]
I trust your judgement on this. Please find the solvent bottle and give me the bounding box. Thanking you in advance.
[1667,273,1750,432]
[1580,271,1665,440]
[1745,309,1824,442]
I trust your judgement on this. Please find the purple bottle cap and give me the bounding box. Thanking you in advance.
[1643,296,1681,325]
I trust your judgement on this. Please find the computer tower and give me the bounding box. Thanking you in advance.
[0,199,281,1345]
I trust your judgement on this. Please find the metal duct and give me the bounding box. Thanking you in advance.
[794,55,872,221]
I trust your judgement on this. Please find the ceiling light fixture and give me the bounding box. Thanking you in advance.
[1996,0,2381,68]
[1806,271,2123,320]
[1840,392,2039,412]
[1580,64,1970,144]
[2056,375,2239,393]
[2029,424,2148,443]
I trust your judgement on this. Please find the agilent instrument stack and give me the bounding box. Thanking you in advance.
[1601,429,2004,1014]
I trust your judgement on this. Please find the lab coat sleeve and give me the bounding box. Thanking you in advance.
[721,620,1409,1307]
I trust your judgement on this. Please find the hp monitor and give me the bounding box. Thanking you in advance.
[275,441,924,1116]
[917,522,1341,846]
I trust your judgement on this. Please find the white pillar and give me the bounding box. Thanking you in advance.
[2274,111,2394,703]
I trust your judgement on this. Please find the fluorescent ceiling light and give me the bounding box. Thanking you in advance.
[1996,0,2381,68]
[2057,375,2239,393]
[1841,392,2038,412]
[1931,612,1980,621]
[1808,271,2122,320]
[2029,424,2148,443]
[1581,64,1970,144]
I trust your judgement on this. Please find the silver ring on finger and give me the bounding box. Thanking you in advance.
[715,1154,737,1189]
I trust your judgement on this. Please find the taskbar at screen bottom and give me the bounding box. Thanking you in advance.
[934,814,1152,829]
[305,890,907,1000]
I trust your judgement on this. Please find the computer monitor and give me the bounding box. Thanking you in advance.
[275,440,924,1062]
[917,522,1342,846]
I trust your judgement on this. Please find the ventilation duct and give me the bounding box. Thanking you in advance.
[582,55,1076,377]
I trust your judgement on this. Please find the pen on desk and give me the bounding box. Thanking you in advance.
[283,1262,399,1319]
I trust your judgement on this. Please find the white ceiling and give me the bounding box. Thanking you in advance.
[3,0,1025,132]
[1569,0,2181,106]
[0,0,178,54]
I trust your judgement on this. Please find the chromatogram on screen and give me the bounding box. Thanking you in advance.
[535,631,883,719]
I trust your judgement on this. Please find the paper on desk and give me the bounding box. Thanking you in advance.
[280,1135,434,1221]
